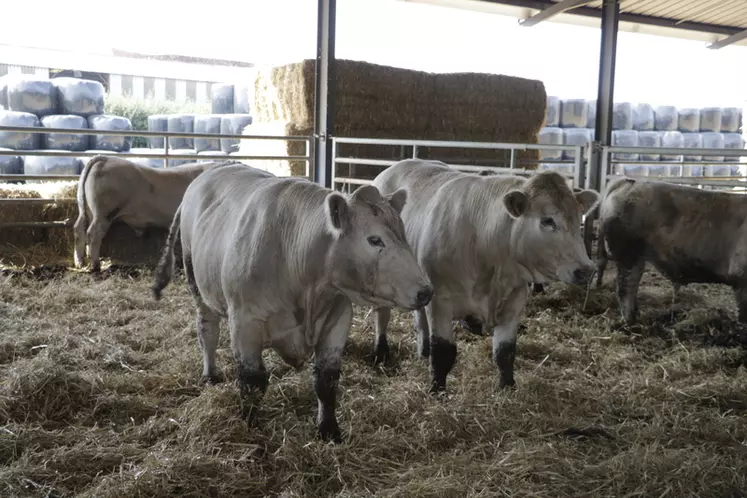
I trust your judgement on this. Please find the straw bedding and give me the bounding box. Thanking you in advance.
[0,257,746,497]
[241,59,546,178]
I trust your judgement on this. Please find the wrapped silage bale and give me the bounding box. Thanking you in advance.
[125,148,165,168]
[198,149,228,163]
[88,115,133,152]
[52,77,105,117]
[678,108,700,133]
[559,99,588,128]
[5,77,58,117]
[40,115,89,151]
[659,131,683,161]
[0,111,41,150]
[561,128,592,160]
[617,163,647,177]
[611,130,638,161]
[612,102,633,130]
[700,107,722,132]
[167,114,195,149]
[220,114,253,153]
[682,132,703,162]
[194,114,223,152]
[586,100,596,128]
[544,96,560,127]
[168,148,196,167]
[721,107,741,133]
[700,132,724,163]
[0,148,24,180]
[211,83,234,114]
[637,131,661,161]
[234,84,251,114]
[538,127,563,161]
[147,115,169,149]
[0,76,7,108]
[24,152,84,182]
[722,133,744,163]
[654,105,678,131]
[632,103,654,131]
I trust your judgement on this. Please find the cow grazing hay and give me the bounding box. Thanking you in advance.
[241,59,546,178]
[1,252,746,497]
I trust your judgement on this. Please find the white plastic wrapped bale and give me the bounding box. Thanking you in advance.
[700,132,724,163]
[167,148,196,167]
[24,152,84,182]
[677,108,700,133]
[612,102,633,130]
[126,147,164,168]
[616,164,647,177]
[722,133,745,163]
[720,107,742,133]
[559,99,588,128]
[561,128,592,160]
[700,107,722,133]
[88,115,133,152]
[52,77,105,117]
[585,100,596,128]
[211,84,234,114]
[659,131,683,162]
[5,77,58,117]
[0,147,23,182]
[611,130,639,162]
[538,127,563,161]
[40,115,89,151]
[654,106,678,131]
[0,76,7,108]
[194,114,223,152]
[220,114,254,153]
[637,131,661,161]
[544,96,560,127]
[682,133,703,172]
[0,111,41,150]
[147,115,169,148]
[167,114,195,149]
[632,103,654,131]
[233,84,251,114]
[197,149,228,163]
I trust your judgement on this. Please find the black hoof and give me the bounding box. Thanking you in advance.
[200,372,225,385]
[318,420,343,444]
[373,339,389,366]
[498,377,516,390]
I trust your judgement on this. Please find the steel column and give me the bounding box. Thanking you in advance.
[313,0,337,188]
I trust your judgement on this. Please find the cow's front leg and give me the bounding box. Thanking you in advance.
[228,309,268,427]
[617,258,645,324]
[414,308,431,359]
[373,306,391,365]
[314,300,352,444]
[492,284,529,390]
[426,299,456,394]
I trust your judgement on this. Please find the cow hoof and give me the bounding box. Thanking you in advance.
[318,420,343,444]
[373,340,389,366]
[428,381,446,396]
[200,373,225,385]
[498,378,516,390]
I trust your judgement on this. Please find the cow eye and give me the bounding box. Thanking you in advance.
[540,217,556,229]
[368,235,385,248]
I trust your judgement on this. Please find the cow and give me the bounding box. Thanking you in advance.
[370,159,600,393]
[73,155,234,272]
[151,162,433,443]
[596,176,747,324]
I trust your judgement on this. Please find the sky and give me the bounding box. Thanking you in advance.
[2,0,746,108]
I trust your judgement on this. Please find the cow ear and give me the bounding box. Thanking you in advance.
[386,188,408,214]
[325,192,350,235]
[351,184,383,204]
[503,191,529,218]
[575,189,601,214]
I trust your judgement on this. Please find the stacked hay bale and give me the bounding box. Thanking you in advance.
[238,59,546,178]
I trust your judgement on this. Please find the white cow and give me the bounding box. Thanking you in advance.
[152,163,432,443]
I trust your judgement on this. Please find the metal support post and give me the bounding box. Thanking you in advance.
[313,0,336,188]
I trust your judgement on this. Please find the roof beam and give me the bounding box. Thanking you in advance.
[519,0,593,27]
[706,29,747,49]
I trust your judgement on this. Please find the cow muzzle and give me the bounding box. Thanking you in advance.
[412,285,434,309]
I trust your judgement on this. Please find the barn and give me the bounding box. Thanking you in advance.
[1,1,747,497]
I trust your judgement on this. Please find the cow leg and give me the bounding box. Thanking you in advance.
[373,307,391,365]
[86,216,111,273]
[531,283,545,294]
[492,285,529,390]
[414,307,431,359]
[228,309,268,427]
[314,300,352,444]
[427,300,456,394]
[73,212,87,268]
[734,286,747,323]
[186,256,223,384]
[617,258,645,324]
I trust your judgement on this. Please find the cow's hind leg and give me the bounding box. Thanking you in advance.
[73,212,87,268]
[617,258,645,324]
[373,307,391,365]
[228,308,268,427]
[492,285,529,390]
[186,256,223,384]
[86,216,111,273]
[314,300,352,444]
[426,300,456,394]
[733,285,747,323]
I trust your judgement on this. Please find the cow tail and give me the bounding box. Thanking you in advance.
[152,203,182,301]
[76,155,105,234]
[593,178,634,287]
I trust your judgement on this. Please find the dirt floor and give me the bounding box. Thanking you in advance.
[0,259,746,497]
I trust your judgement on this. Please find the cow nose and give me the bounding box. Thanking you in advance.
[416,286,434,307]
[573,268,594,285]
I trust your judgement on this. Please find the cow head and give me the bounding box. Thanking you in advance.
[324,185,433,310]
[503,171,600,286]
